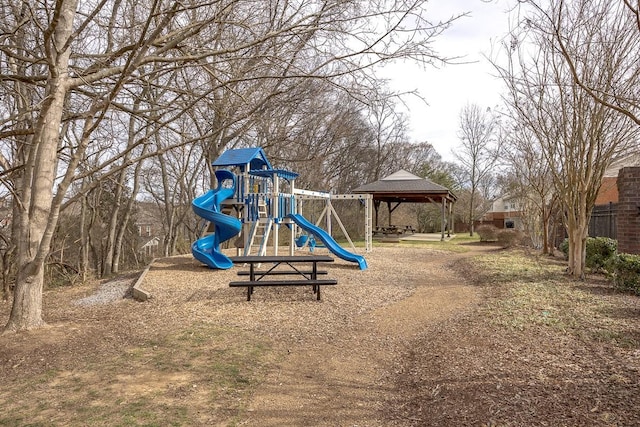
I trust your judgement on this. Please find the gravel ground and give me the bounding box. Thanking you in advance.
[73,276,136,306]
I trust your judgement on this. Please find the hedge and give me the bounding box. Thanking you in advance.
[612,253,640,295]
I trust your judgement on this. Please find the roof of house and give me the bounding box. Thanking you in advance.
[139,236,160,249]
[604,153,640,177]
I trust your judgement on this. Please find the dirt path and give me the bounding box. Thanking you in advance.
[241,248,485,426]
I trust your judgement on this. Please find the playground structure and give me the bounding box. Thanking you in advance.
[191,148,371,270]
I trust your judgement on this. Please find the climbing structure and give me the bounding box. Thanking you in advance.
[191,147,371,269]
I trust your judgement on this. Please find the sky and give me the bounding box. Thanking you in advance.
[381,0,515,161]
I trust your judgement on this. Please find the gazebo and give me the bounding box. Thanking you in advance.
[353,170,457,240]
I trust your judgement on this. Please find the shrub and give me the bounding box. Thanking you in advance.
[476,224,498,242]
[496,229,524,248]
[558,237,617,272]
[612,253,640,295]
[586,237,617,272]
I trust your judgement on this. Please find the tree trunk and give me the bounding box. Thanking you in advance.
[113,166,143,273]
[6,265,46,331]
[468,189,475,237]
[541,201,554,255]
[566,220,588,279]
[103,165,128,276]
[112,209,127,274]
[568,232,586,278]
[5,86,67,330]
[541,212,550,255]
[103,201,120,276]
[86,190,101,278]
[4,0,78,332]
[80,196,90,282]
[1,245,14,302]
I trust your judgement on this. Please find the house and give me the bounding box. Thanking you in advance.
[481,195,524,229]
[590,153,640,239]
[134,201,163,238]
[595,153,640,205]
[139,236,160,257]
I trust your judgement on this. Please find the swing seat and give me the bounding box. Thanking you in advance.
[295,234,317,251]
[295,234,307,247]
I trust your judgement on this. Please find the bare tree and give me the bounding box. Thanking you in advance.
[0,0,460,332]
[454,103,501,236]
[410,144,457,233]
[142,132,207,257]
[499,123,557,254]
[251,81,416,195]
[518,0,640,125]
[495,3,639,278]
[263,83,376,192]
[365,96,412,181]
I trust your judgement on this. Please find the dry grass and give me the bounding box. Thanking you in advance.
[387,248,640,426]
[473,250,638,346]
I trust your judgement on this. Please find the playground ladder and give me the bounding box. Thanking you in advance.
[243,200,271,256]
[243,219,272,256]
[258,200,267,217]
[257,219,272,256]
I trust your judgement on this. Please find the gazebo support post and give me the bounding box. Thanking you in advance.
[426,195,447,241]
[448,201,454,237]
[387,201,402,227]
[441,198,447,241]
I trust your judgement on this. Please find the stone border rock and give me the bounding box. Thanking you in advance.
[132,260,154,302]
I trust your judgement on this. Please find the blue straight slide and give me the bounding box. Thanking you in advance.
[288,213,367,270]
[191,169,242,269]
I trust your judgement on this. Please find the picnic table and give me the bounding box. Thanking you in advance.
[373,225,399,236]
[373,225,415,237]
[228,255,337,301]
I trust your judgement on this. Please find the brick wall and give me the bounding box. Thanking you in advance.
[617,167,640,254]
[595,176,619,204]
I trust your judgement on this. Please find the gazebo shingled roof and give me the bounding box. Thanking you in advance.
[352,170,456,239]
[352,170,456,203]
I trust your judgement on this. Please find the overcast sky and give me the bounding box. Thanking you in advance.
[381,0,514,161]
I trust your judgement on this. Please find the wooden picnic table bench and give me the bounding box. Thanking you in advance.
[373,225,416,237]
[373,226,397,236]
[229,255,336,301]
[403,225,416,234]
[237,270,329,276]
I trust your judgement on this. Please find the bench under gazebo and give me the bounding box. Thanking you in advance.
[353,170,457,241]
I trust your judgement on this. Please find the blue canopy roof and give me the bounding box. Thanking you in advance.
[212,147,272,171]
[249,169,299,181]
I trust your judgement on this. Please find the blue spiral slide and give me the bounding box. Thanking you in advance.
[288,213,367,270]
[191,170,242,269]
